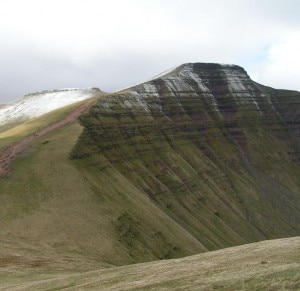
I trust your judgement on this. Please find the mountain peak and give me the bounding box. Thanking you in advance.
[118,62,253,111]
[146,62,246,82]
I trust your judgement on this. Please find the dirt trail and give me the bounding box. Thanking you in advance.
[0,98,96,178]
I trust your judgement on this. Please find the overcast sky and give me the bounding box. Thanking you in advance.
[1,0,299,103]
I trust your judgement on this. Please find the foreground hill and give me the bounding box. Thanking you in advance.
[1,237,299,290]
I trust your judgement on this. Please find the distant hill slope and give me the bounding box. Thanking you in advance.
[0,88,101,129]
[72,63,300,253]
[1,237,299,290]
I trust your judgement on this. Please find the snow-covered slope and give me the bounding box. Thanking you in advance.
[0,88,100,126]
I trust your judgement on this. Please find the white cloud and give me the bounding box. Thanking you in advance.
[249,31,300,90]
[0,0,299,102]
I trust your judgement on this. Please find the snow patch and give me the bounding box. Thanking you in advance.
[178,65,220,112]
[0,88,99,126]
[221,68,262,113]
[116,91,150,113]
[141,83,160,97]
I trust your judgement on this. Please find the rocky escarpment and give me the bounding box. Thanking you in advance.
[72,63,300,254]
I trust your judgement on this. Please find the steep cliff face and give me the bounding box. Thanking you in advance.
[72,63,300,253]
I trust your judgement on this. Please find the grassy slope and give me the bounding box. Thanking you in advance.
[1,237,299,290]
[0,105,204,269]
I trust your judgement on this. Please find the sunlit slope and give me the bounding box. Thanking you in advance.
[72,63,300,251]
[1,237,299,290]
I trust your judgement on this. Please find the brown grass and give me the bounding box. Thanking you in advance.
[0,237,299,290]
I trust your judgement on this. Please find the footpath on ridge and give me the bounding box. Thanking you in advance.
[0,98,96,178]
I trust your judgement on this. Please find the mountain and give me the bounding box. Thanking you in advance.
[0,62,299,280]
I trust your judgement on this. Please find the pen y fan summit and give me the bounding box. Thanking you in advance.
[72,62,300,251]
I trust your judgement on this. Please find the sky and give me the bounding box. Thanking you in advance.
[0,0,300,103]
